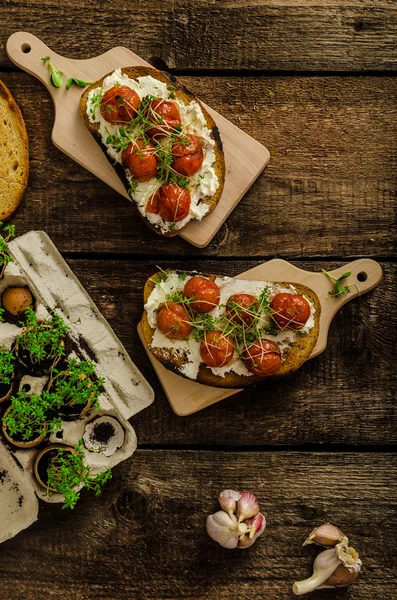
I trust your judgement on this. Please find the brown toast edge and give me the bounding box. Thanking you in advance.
[0,79,29,220]
[141,270,321,389]
[80,67,225,237]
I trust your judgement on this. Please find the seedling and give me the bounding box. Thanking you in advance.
[322,269,352,298]
[0,349,15,387]
[49,358,104,412]
[16,308,69,367]
[66,77,94,90]
[41,56,64,88]
[2,391,61,443]
[45,440,112,509]
[0,222,16,276]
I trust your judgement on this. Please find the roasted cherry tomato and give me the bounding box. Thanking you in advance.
[183,276,220,313]
[122,139,158,182]
[147,99,181,138]
[242,339,281,376]
[200,330,235,368]
[172,134,204,177]
[146,190,160,214]
[157,302,192,340]
[100,85,140,124]
[225,293,257,326]
[151,184,191,222]
[270,293,310,329]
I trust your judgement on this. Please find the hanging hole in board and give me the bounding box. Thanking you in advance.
[21,44,31,54]
[357,271,368,282]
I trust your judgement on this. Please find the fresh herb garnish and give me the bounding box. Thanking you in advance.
[322,269,352,298]
[66,77,94,90]
[41,56,64,88]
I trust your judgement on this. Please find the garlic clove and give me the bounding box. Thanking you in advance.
[206,510,241,549]
[218,489,241,518]
[293,548,342,596]
[236,491,259,522]
[336,537,362,573]
[238,512,266,549]
[303,523,345,548]
[317,563,360,589]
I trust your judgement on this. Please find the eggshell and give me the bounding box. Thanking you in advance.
[2,287,33,316]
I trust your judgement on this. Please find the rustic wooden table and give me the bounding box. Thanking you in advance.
[0,2,396,599]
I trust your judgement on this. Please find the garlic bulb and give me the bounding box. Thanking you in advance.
[206,489,266,549]
[293,537,362,595]
[303,523,345,548]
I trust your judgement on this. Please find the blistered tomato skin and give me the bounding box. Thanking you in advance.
[200,331,235,368]
[270,293,310,329]
[156,184,191,222]
[100,85,140,124]
[146,191,160,214]
[172,134,204,177]
[225,293,257,326]
[183,277,221,313]
[157,303,192,340]
[122,139,158,182]
[147,99,181,138]
[242,339,281,376]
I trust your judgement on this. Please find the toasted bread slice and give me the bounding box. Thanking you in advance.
[141,270,321,388]
[80,67,225,237]
[0,80,29,220]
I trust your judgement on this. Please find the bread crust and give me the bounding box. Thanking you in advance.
[141,270,321,388]
[80,67,225,237]
[0,80,29,220]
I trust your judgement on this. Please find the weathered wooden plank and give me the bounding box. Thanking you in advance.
[1,72,396,257]
[65,259,396,446]
[0,451,396,599]
[1,2,397,71]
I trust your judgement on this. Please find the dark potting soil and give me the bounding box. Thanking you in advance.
[91,420,115,444]
[18,495,24,506]
[0,469,8,484]
[36,449,57,486]
[0,381,11,398]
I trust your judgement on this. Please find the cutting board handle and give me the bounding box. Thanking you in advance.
[6,32,61,97]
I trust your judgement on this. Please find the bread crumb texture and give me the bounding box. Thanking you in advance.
[0,80,29,219]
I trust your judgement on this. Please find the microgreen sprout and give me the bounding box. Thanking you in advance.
[0,221,16,275]
[45,440,112,509]
[322,269,352,298]
[2,391,61,442]
[49,358,104,412]
[66,77,94,90]
[41,56,64,88]
[16,308,69,366]
[0,349,15,387]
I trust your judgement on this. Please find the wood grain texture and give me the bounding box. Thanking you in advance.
[0,451,396,599]
[65,259,396,446]
[0,72,395,257]
[1,2,397,71]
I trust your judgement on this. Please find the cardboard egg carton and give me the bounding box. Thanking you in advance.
[0,231,154,543]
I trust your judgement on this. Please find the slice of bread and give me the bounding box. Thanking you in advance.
[0,80,29,220]
[80,67,225,237]
[141,270,321,389]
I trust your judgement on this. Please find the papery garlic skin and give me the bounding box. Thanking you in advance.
[219,489,241,518]
[236,491,259,522]
[303,523,345,548]
[317,564,360,589]
[238,512,266,548]
[206,510,248,549]
[293,537,362,595]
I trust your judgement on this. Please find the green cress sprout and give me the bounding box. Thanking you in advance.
[16,308,69,366]
[66,77,94,90]
[322,269,352,298]
[0,349,15,387]
[49,358,104,412]
[45,440,112,509]
[41,56,64,88]
[2,391,62,442]
[0,221,16,276]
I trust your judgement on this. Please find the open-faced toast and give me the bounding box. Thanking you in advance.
[80,67,225,237]
[0,79,29,220]
[141,270,321,388]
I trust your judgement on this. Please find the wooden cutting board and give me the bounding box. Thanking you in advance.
[138,258,382,415]
[6,32,270,248]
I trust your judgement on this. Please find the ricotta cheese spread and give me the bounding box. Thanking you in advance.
[145,273,316,380]
[87,69,220,234]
